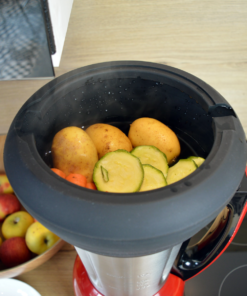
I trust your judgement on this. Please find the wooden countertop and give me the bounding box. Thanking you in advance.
[0,0,247,136]
[0,0,246,295]
[16,243,77,296]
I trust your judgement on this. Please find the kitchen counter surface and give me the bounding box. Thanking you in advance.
[0,0,246,295]
[15,243,77,296]
[0,0,247,136]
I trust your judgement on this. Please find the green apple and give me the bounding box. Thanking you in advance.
[2,211,34,239]
[25,221,60,255]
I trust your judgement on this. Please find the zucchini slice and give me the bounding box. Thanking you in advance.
[187,156,205,167]
[93,150,144,193]
[167,159,197,185]
[139,164,167,192]
[131,145,168,177]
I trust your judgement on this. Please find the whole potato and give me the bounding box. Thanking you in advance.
[86,123,133,159]
[51,126,98,182]
[128,118,180,164]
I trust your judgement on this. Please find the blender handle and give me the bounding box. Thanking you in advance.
[173,172,247,281]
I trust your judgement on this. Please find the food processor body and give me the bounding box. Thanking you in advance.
[4,62,247,296]
[74,244,182,296]
[72,174,247,296]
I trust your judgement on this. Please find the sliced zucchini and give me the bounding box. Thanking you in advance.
[167,159,197,185]
[187,156,205,167]
[139,164,167,192]
[93,150,144,193]
[131,145,168,177]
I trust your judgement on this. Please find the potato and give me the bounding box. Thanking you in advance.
[86,123,133,159]
[51,126,98,182]
[128,118,180,164]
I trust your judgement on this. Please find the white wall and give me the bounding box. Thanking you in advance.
[48,0,74,67]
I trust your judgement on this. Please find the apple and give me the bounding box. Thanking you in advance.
[0,174,14,194]
[0,193,21,222]
[0,237,31,268]
[2,211,34,239]
[25,221,60,255]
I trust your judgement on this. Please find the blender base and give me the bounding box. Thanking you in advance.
[73,255,184,296]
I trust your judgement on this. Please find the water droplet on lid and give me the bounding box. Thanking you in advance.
[75,98,77,100]
[105,109,108,112]
[119,92,121,94]
[81,126,84,129]
[125,89,127,91]
[108,92,111,95]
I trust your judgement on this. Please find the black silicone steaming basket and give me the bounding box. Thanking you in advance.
[4,61,247,257]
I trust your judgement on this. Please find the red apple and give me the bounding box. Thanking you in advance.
[0,237,31,268]
[0,194,21,222]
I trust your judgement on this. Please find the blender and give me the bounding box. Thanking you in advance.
[3,61,247,296]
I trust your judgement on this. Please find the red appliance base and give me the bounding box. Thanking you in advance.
[73,255,184,296]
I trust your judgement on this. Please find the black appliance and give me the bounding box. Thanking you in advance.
[3,61,247,296]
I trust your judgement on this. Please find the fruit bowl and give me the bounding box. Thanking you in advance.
[0,136,65,278]
[0,238,65,279]
[0,200,65,279]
